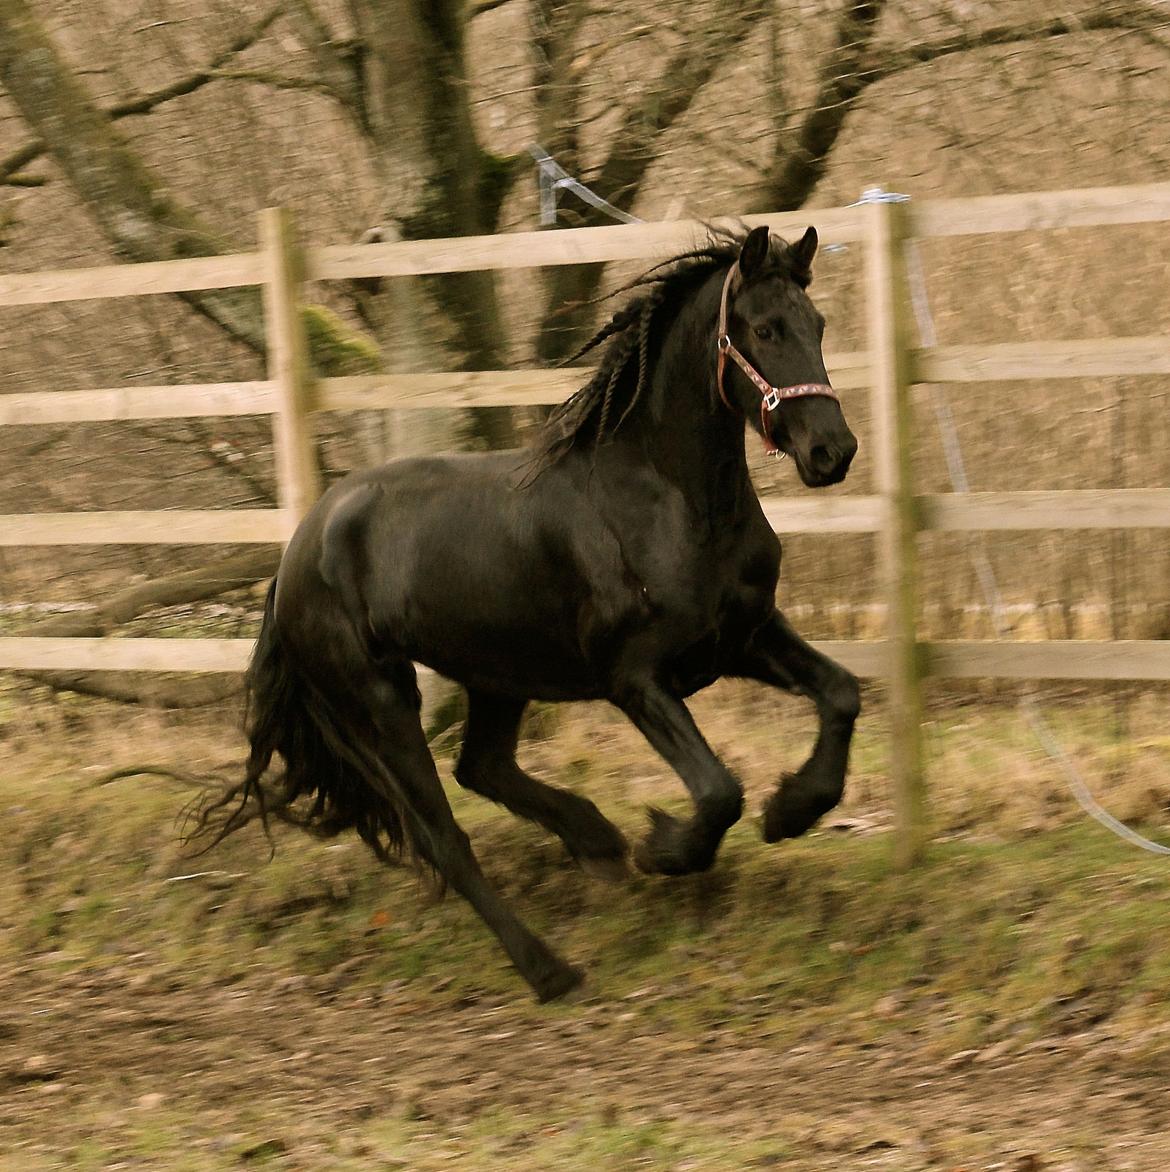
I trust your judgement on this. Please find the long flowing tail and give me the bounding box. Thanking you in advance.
[188,578,413,865]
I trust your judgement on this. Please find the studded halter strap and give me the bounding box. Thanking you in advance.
[716,263,839,456]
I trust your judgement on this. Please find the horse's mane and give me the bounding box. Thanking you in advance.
[527,226,798,475]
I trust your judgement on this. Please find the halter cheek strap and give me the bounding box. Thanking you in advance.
[716,264,838,456]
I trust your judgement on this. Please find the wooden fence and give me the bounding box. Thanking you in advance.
[2,184,1170,862]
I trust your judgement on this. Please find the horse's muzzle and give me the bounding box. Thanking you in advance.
[797,433,858,487]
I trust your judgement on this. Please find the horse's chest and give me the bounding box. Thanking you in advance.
[709,528,779,619]
[663,538,779,692]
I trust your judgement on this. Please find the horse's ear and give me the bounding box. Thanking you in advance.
[738,225,772,279]
[788,226,818,286]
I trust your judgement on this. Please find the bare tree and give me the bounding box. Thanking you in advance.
[0,0,381,376]
[2,0,1168,705]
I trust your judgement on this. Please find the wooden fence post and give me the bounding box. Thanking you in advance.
[261,207,320,536]
[865,195,926,868]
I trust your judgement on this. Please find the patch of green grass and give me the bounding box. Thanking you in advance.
[351,1107,795,1171]
[0,1097,793,1172]
[4,756,1170,1036]
[5,691,1170,1042]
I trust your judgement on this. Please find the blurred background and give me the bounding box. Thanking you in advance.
[3,1,1169,636]
[2,2,1170,1168]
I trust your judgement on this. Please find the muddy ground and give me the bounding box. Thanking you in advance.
[2,686,1169,1169]
[3,944,1169,1171]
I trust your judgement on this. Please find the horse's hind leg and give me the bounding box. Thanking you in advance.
[455,690,628,880]
[368,668,584,1001]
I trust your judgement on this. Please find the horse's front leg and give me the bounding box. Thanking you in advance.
[730,610,861,841]
[611,677,744,875]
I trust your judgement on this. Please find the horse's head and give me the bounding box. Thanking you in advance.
[719,225,857,488]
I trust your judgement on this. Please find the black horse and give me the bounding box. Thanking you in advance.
[200,224,860,1001]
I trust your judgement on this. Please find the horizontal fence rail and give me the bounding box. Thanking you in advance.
[0,381,276,425]
[910,181,1170,236]
[4,334,1169,429]
[917,489,1170,531]
[916,336,1170,382]
[0,510,291,546]
[4,638,1167,681]
[0,253,265,306]
[6,488,1170,547]
[2,180,1168,305]
[0,637,257,673]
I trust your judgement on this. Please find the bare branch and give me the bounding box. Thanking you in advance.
[0,0,378,371]
[865,5,1170,87]
[751,0,1170,213]
[536,0,765,361]
[0,140,43,186]
[205,67,336,95]
[531,0,590,171]
[0,2,285,186]
[751,0,887,213]
[470,0,516,16]
[283,0,369,130]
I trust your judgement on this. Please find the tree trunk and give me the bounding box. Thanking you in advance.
[0,0,376,373]
[354,0,518,445]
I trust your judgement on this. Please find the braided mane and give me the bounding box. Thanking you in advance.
[528,228,755,475]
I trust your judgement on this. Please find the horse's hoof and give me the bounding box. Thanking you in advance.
[533,963,586,1004]
[577,852,631,884]
[761,774,826,842]
[761,794,791,843]
[633,808,713,875]
[634,807,680,873]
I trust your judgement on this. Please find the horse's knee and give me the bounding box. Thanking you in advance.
[423,819,478,880]
[825,667,860,724]
[454,747,502,797]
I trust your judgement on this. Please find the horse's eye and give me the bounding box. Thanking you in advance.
[754,324,776,341]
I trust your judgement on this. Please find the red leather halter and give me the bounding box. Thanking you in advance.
[716,263,839,456]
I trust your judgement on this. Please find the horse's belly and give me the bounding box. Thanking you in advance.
[372,565,601,700]
[415,632,602,701]
[418,649,602,702]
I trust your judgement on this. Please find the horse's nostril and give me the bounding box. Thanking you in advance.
[809,444,836,473]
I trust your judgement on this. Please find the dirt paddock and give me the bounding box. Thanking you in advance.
[4,952,1169,1171]
[2,681,1169,1170]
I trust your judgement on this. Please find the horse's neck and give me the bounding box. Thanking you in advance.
[637,274,754,520]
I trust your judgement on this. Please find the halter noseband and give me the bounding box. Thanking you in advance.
[716,263,838,456]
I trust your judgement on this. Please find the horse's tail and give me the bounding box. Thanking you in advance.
[187,577,412,866]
